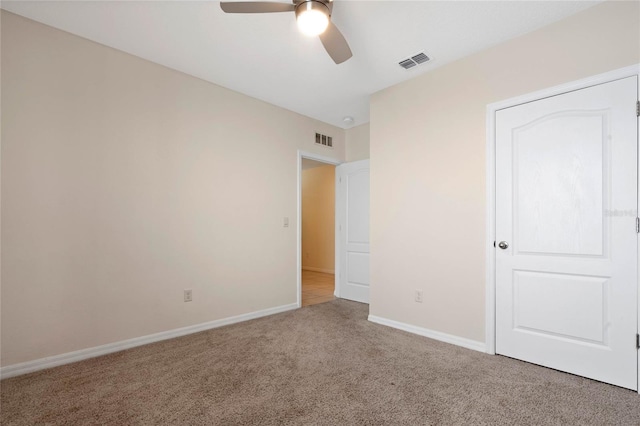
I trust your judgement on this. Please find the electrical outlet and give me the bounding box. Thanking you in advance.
[415,290,423,303]
[184,289,193,302]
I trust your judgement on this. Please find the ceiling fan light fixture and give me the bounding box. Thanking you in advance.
[296,1,329,37]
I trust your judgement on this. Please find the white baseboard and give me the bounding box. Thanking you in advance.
[302,266,335,274]
[368,315,486,353]
[1,303,298,380]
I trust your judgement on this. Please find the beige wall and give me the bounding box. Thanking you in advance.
[370,1,640,343]
[301,164,335,273]
[0,11,345,366]
[345,123,370,162]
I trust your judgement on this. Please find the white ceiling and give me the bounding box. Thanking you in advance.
[2,0,601,129]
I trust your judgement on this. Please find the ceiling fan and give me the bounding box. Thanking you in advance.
[219,0,352,64]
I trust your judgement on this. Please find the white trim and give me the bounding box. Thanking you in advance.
[637,73,640,394]
[333,166,342,298]
[488,64,640,113]
[368,315,485,353]
[486,103,497,355]
[485,64,640,363]
[301,266,335,274]
[297,150,341,308]
[0,303,298,380]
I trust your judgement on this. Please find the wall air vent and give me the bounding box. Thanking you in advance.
[398,51,430,70]
[315,132,333,148]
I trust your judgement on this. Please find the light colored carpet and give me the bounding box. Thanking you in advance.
[1,299,639,425]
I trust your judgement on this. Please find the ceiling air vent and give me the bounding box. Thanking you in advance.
[398,51,430,70]
[411,52,430,64]
[315,132,333,148]
[399,59,416,70]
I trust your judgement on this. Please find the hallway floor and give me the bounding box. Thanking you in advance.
[301,270,335,307]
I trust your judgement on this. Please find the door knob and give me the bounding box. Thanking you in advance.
[498,241,509,250]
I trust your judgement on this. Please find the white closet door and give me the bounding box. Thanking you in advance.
[495,76,638,390]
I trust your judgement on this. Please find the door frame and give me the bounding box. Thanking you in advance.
[485,64,640,391]
[297,150,341,308]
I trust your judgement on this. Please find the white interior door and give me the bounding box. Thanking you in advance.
[495,76,638,390]
[337,159,370,303]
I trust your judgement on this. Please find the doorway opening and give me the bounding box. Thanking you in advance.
[301,158,337,307]
[296,151,341,308]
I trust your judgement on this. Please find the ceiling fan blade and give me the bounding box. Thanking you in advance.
[319,21,352,64]
[220,2,295,13]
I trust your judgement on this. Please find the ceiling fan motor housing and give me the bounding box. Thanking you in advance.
[295,0,331,19]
